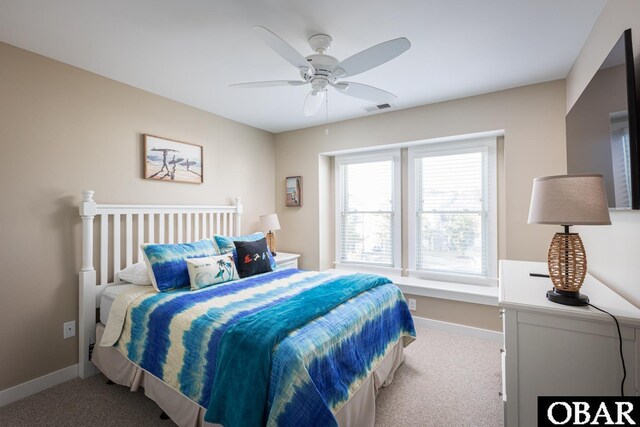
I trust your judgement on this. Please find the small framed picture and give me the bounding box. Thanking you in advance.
[285,176,302,207]
[144,134,203,184]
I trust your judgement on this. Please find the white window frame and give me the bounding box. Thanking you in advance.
[335,149,402,273]
[408,137,498,286]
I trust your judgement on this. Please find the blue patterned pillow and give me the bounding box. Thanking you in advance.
[213,232,277,269]
[141,239,217,292]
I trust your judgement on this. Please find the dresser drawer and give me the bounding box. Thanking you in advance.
[278,259,298,269]
[273,252,300,269]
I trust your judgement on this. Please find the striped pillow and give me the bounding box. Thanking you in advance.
[141,239,217,292]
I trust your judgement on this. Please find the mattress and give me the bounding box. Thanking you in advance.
[100,284,142,325]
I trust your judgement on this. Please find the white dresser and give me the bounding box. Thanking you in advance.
[499,260,640,427]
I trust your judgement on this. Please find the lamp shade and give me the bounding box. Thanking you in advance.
[259,213,281,231]
[528,174,611,225]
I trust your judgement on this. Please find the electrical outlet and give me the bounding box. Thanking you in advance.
[63,321,76,339]
[408,298,417,311]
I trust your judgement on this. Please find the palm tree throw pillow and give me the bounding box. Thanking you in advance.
[186,253,240,290]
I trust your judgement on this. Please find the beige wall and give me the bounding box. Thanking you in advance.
[275,80,567,270]
[566,0,640,308]
[0,42,275,391]
[275,80,567,330]
[410,296,502,332]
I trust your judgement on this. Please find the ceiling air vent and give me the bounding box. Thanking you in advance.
[364,103,392,113]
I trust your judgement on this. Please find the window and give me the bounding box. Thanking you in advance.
[331,136,498,286]
[408,138,497,284]
[335,150,401,269]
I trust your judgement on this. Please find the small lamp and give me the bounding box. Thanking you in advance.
[528,174,611,306]
[259,213,281,256]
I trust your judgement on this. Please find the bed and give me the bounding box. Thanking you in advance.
[78,191,415,427]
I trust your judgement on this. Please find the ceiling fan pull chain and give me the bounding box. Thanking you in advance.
[326,89,329,122]
[325,90,330,135]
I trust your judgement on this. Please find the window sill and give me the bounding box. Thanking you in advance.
[393,276,498,306]
[333,262,402,276]
[323,268,499,306]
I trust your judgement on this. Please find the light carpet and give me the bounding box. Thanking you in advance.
[0,325,503,426]
[375,325,503,426]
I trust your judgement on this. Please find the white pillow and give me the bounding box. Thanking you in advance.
[116,262,152,286]
[186,254,239,290]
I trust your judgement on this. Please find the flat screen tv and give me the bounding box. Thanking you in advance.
[566,28,639,209]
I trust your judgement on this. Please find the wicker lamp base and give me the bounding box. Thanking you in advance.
[266,231,277,256]
[546,230,589,306]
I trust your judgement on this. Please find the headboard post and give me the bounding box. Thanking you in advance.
[80,190,96,271]
[79,190,98,378]
[234,197,243,236]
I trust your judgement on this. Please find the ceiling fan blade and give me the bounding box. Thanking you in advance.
[230,80,308,88]
[252,26,315,75]
[331,37,410,78]
[332,81,396,103]
[303,90,325,116]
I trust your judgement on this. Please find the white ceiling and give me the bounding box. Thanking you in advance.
[0,0,605,133]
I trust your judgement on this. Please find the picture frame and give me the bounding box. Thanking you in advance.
[285,176,302,207]
[143,134,203,184]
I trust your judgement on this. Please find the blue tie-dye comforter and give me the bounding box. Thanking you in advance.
[115,268,416,427]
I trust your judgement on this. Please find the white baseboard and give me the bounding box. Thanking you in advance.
[412,315,503,343]
[0,364,78,408]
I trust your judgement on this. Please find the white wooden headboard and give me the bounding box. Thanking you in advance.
[78,190,243,378]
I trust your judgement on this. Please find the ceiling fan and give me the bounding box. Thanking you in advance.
[231,26,411,116]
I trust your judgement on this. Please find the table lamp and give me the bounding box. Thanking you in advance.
[259,213,281,256]
[527,174,611,306]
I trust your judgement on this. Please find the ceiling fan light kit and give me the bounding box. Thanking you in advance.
[232,26,411,117]
[304,90,325,116]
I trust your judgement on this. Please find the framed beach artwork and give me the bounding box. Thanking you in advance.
[285,176,302,207]
[144,134,203,184]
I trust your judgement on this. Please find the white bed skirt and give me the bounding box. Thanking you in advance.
[92,323,405,427]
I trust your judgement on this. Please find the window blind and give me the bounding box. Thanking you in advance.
[339,159,395,266]
[414,149,488,276]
